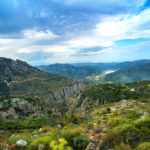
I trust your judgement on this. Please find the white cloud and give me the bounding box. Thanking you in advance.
[95,8,150,40]
[42,7,150,63]
[0,29,59,58]
[23,29,58,40]
[42,8,150,60]
[1,6,150,64]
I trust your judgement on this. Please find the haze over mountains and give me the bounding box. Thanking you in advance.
[37,59,150,83]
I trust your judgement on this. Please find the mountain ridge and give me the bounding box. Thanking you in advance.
[0,57,87,100]
[37,59,150,82]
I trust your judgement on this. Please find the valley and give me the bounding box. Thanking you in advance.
[37,59,150,84]
[1,58,150,150]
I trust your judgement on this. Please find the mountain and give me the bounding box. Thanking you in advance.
[73,59,150,69]
[104,62,150,83]
[0,57,86,99]
[37,63,103,80]
[37,59,150,82]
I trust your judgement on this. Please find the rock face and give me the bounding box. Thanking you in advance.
[0,57,88,101]
[48,82,86,101]
[0,97,42,119]
[0,83,88,119]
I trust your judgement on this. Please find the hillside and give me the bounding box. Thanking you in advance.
[37,59,150,82]
[74,81,150,110]
[1,81,150,149]
[37,63,103,80]
[0,57,86,99]
[104,63,150,83]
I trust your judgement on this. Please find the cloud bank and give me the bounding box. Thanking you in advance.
[0,0,150,64]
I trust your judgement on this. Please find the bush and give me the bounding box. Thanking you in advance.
[134,117,150,129]
[28,136,52,150]
[61,113,83,125]
[73,136,90,150]
[100,124,140,149]
[50,138,72,150]
[113,124,139,134]
[61,127,82,145]
[114,143,132,150]
[137,142,150,150]
[107,117,129,127]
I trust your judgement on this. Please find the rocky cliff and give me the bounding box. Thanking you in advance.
[0,57,88,100]
[48,82,87,101]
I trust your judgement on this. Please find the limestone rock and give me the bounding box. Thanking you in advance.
[16,139,27,147]
[57,124,62,129]
[85,143,96,150]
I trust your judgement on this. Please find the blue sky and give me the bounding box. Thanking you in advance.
[0,0,150,65]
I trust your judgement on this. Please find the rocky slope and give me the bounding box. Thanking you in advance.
[0,97,43,119]
[1,81,150,150]
[0,57,88,100]
[72,81,150,112]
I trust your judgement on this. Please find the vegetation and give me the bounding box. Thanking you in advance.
[77,81,150,108]
[1,79,150,149]
[0,117,48,130]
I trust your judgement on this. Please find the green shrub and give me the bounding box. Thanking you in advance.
[134,117,150,129]
[140,127,150,137]
[28,136,52,150]
[106,107,111,113]
[50,138,72,150]
[137,142,150,150]
[113,124,139,135]
[114,143,132,150]
[61,127,82,145]
[61,113,83,125]
[122,110,143,120]
[73,136,90,150]
[107,117,129,127]
[101,124,140,149]
[87,122,93,126]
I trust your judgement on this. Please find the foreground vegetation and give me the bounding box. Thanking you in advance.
[1,81,150,149]
[1,98,150,149]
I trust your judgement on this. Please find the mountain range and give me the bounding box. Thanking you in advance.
[37,59,150,83]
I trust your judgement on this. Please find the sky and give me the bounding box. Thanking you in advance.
[0,0,150,65]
